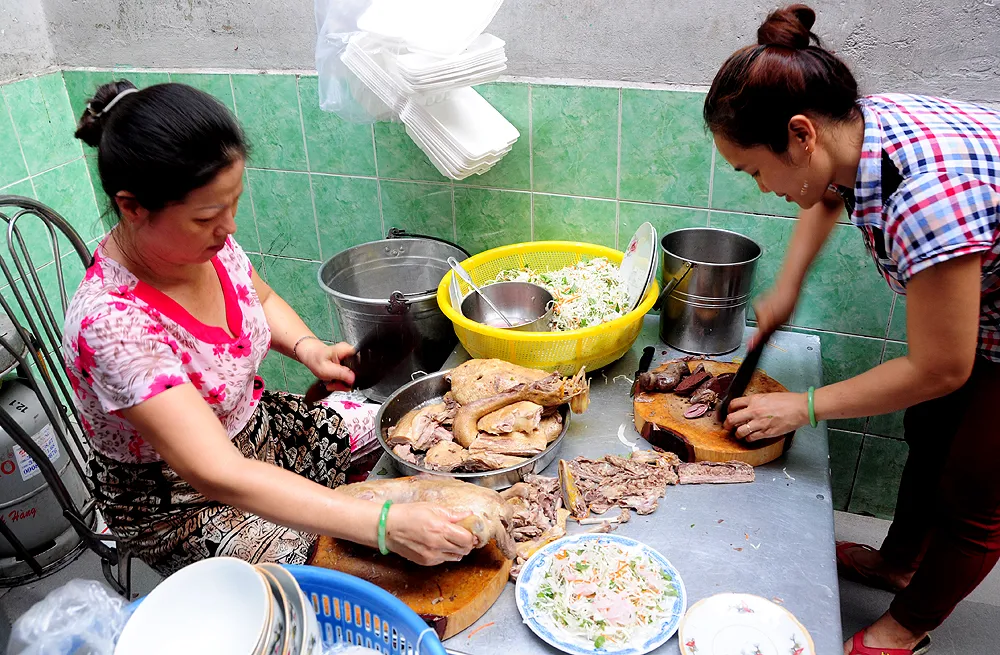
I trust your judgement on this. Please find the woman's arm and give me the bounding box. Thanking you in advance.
[250,267,354,389]
[726,253,981,439]
[750,191,843,347]
[119,385,476,565]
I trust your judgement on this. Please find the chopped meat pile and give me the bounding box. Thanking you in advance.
[386,359,589,473]
[561,450,681,517]
[501,449,754,578]
[637,360,735,420]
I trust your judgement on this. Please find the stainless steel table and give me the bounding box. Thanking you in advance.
[370,317,842,654]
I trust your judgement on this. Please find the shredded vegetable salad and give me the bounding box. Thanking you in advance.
[494,258,629,331]
[531,541,679,649]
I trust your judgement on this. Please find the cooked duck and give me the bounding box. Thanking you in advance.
[447,359,552,405]
[458,452,528,472]
[387,403,454,451]
[452,368,590,447]
[337,476,516,559]
[538,414,563,444]
[477,401,543,434]
[468,429,547,457]
[423,441,467,472]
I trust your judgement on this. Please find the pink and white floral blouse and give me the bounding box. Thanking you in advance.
[62,237,271,464]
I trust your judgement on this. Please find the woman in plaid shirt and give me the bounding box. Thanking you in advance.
[706,5,1000,654]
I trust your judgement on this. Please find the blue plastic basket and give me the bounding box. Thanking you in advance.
[282,564,447,655]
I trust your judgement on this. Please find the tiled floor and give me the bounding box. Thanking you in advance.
[1,512,998,652]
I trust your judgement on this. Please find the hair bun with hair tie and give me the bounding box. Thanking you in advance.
[757,3,818,50]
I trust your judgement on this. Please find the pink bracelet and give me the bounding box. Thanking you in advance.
[292,335,320,361]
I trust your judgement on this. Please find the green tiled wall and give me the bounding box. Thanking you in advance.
[22,69,910,519]
[0,72,101,349]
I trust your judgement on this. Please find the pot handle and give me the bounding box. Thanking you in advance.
[386,226,471,258]
[652,261,695,311]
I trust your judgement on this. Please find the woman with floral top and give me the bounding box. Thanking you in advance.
[705,5,999,655]
[64,80,474,576]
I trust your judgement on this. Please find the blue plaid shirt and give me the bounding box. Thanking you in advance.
[851,94,1000,361]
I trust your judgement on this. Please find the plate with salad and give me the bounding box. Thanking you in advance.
[515,534,687,655]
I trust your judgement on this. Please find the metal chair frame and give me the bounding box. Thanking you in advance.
[0,195,132,596]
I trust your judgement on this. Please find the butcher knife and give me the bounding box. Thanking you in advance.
[715,329,774,424]
[630,345,656,397]
[304,322,418,403]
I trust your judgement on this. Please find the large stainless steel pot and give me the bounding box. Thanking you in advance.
[318,231,469,402]
[654,227,761,355]
[374,370,569,490]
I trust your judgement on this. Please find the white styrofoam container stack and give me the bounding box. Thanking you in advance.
[341,0,517,180]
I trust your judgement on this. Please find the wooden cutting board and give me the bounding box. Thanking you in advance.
[633,360,792,466]
[310,537,511,640]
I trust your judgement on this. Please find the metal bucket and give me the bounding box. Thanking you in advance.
[655,227,761,355]
[318,233,469,402]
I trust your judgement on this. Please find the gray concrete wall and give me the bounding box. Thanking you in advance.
[0,0,55,82]
[40,0,1000,103]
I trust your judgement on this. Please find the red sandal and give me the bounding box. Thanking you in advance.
[848,630,932,655]
[836,541,909,593]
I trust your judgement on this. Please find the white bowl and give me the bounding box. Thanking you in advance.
[258,575,285,655]
[257,564,323,655]
[115,557,271,655]
[257,566,296,655]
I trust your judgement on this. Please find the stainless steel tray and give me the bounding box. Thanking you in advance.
[374,370,569,490]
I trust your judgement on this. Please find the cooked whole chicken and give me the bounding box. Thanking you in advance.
[337,476,516,559]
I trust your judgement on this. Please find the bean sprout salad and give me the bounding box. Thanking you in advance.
[530,540,680,649]
[493,258,629,331]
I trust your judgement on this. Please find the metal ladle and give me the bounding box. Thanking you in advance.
[447,257,515,328]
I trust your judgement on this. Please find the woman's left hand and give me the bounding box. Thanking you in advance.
[723,392,810,441]
[297,340,356,392]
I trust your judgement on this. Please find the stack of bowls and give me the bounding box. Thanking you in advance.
[114,558,322,655]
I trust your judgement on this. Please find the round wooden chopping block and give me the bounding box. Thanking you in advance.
[310,536,511,640]
[633,359,791,466]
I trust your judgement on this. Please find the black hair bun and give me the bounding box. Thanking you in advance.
[74,79,138,148]
[757,4,819,50]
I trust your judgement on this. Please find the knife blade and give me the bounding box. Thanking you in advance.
[304,321,418,403]
[716,330,774,424]
[630,345,656,397]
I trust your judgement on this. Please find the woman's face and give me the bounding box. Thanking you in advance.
[714,130,832,209]
[128,158,245,265]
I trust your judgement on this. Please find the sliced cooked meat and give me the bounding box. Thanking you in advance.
[458,452,528,472]
[684,403,709,419]
[477,401,543,434]
[392,443,419,464]
[559,460,589,519]
[674,364,709,396]
[423,441,467,472]
[563,451,680,517]
[678,461,755,484]
[637,361,690,393]
[689,388,718,407]
[704,373,735,395]
[468,429,547,457]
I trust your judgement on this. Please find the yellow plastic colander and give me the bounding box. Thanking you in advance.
[436,241,659,374]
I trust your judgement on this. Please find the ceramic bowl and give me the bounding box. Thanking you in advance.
[115,557,271,655]
[256,568,290,655]
[258,564,303,655]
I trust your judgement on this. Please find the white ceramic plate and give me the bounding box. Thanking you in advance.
[516,534,687,655]
[619,222,658,312]
[678,593,815,655]
[115,557,270,655]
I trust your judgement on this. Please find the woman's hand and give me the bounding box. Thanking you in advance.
[297,339,356,392]
[385,502,476,566]
[724,392,810,441]
[749,284,799,349]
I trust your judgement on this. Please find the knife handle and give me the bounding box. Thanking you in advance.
[638,345,655,375]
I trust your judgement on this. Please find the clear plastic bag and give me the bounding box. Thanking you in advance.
[7,579,130,655]
[314,0,394,123]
